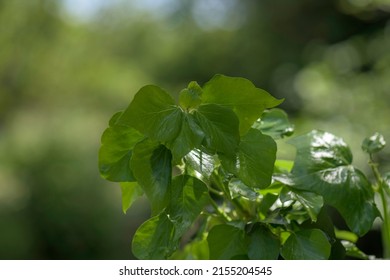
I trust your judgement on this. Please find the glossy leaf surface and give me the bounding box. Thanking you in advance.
[289,130,379,236]
[362,132,386,154]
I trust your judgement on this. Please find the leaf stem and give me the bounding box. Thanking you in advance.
[369,158,390,259]
[209,198,231,222]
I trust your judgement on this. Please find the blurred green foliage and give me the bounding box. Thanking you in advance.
[0,0,389,259]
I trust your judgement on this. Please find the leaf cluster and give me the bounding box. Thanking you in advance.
[99,75,382,260]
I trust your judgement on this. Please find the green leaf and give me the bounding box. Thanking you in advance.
[170,238,209,260]
[253,108,294,139]
[193,104,240,157]
[118,85,182,142]
[179,81,202,110]
[247,224,280,260]
[167,175,210,239]
[98,112,144,182]
[222,129,276,189]
[130,139,172,214]
[289,130,379,236]
[383,172,390,196]
[184,149,218,180]
[166,114,204,161]
[292,190,324,222]
[289,130,352,174]
[228,179,259,200]
[281,229,331,260]
[120,182,144,214]
[132,213,176,259]
[132,175,209,259]
[207,224,247,260]
[202,74,283,135]
[362,133,386,154]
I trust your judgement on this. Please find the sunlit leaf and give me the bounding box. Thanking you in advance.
[132,213,176,259]
[292,190,323,222]
[228,179,259,200]
[289,130,379,236]
[281,229,331,260]
[202,74,283,135]
[362,132,386,154]
[253,108,294,139]
[98,112,144,182]
[130,139,172,214]
[120,182,143,214]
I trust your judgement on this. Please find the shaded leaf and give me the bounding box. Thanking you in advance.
[98,112,144,182]
[130,139,172,214]
[247,224,280,260]
[253,108,294,139]
[120,182,144,214]
[281,229,331,260]
[202,74,283,135]
[207,224,247,260]
[362,133,386,154]
[132,175,209,260]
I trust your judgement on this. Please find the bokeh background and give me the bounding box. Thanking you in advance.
[1,0,390,259]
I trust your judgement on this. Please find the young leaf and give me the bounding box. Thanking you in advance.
[289,130,379,236]
[120,182,144,214]
[98,112,144,182]
[179,81,202,110]
[281,229,331,260]
[252,108,294,139]
[193,104,240,157]
[221,129,276,189]
[247,224,280,260]
[362,133,386,154]
[207,224,247,260]
[130,139,172,214]
[202,74,283,135]
[184,149,217,180]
